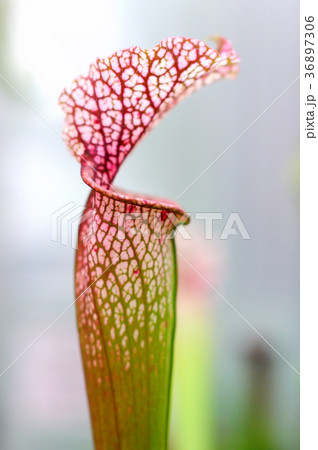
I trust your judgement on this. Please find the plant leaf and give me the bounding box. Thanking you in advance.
[76,189,188,449]
[59,36,239,449]
[59,36,239,191]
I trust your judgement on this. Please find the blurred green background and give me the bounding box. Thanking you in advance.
[0,0,299,448]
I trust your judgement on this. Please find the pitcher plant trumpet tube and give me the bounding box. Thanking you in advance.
[59,36,239,449]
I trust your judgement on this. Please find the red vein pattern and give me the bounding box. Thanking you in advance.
[59,36,239,449]
[59,36,239,191]
[76,190,188,449]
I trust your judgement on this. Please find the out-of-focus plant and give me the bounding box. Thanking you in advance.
[59,36,239,449]
[222,344,276,450]
[171,231,223,450]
